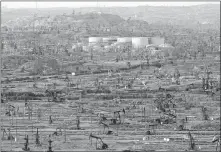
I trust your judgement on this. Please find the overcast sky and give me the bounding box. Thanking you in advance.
[2,2,219,8]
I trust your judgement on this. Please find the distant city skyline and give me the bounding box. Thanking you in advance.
[2,2,219,8]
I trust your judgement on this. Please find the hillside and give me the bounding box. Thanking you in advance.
[2,4,220,30]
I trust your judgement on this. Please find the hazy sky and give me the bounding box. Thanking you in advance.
[2,2,219,8]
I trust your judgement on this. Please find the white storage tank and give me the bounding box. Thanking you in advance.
[72,44,77,50]
[132,37,150,49]
[150,37,165,45]
[117,37,132,43]
[103,37,117,43]
[89,37,103,43]
[82,46,89,51]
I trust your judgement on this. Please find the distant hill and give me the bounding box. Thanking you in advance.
[1,4,220,29]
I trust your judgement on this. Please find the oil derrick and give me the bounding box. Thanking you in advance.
[22,135,30,151]
[76,116,80,130]
[204,67,212,90]
[146,54,150,67]
[49,115,53,124]
[188,131,196,151]
[174,68,180,85]
[202,78,206,91]
[35,128,41,146]
[37,108,41,120]
[127,61,131,69]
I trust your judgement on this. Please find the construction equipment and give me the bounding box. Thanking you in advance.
[89,133,108,150]
[22,135,30,151]
[212,135,220,152]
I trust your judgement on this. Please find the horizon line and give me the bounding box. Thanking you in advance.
[2,2,220,9]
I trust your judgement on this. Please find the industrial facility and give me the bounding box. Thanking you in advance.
[2,3,220,152]
[87,36,165,49]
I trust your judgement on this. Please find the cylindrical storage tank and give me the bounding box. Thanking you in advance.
[93,45,102,50]
[89,37,103,43]
[132,37,149,49]
[104,46,111,49]
[72,44,77,50]
[82,46,88,51]
[117,37,132,43]
[103,37,117,43]
[150,37,165,45]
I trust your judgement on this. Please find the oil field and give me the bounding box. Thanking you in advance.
[1,2,220,152]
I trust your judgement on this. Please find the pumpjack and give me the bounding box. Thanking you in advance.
[5,104,16,116]
[98,120,112,134]
[111,109,125,125]
[47,135,53,152]
[89,133,108,150]
[1,128,15,140]
[212,135,220,152]
[52,127,62,136]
